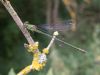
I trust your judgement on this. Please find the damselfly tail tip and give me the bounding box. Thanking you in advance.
[78,48,87,53]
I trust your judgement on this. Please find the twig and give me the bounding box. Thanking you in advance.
[0,0,34,45]
[47,31,59,50]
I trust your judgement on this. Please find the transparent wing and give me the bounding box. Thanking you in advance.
[37,20,73,33]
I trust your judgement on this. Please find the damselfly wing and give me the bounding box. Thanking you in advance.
[36,20,73,42]
[37,20,73,33]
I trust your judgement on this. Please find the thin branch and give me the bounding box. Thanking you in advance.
[47,31,59,50]
[0,0,34,45]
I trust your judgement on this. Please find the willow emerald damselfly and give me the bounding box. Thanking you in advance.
[24,20,86,53]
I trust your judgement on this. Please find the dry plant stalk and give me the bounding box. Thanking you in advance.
[17,31,58,75]
[0,0,34,45]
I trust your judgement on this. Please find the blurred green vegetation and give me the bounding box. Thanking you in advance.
[0,0,100,75]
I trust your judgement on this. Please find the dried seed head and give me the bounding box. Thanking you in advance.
[43,48,49,54]
[53,31,59,36]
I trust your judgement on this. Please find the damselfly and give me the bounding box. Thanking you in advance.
[24,20,86,53]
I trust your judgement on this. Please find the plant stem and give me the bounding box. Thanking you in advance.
[0,0,34,44]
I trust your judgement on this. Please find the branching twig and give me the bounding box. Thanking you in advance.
[0,0,34,45]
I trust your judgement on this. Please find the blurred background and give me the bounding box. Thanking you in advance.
[0,0,100,75]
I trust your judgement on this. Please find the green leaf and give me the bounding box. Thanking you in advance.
[8,68,16,75]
